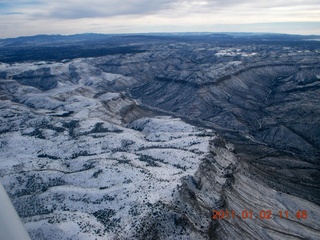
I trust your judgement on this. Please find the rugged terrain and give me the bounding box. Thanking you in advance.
[0,33,320,239]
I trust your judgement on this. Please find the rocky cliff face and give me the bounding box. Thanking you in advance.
[0,34,320,239]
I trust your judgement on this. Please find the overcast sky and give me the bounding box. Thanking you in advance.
[0,0,320,38]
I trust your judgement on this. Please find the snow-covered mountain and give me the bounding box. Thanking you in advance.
[0,59,235,239]
[0,34,320,239]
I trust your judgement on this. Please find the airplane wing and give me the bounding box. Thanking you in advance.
[0,182,31,240]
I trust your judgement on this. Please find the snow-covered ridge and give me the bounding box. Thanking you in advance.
[0,60,217,239]
[2,45,319,239]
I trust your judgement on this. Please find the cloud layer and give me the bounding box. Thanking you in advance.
[0,0,320,37]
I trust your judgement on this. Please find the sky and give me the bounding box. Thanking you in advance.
[0,0,320,38]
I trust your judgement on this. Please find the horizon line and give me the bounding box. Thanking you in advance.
[1,30,320,41]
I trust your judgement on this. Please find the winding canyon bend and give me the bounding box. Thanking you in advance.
[0,33,320,239]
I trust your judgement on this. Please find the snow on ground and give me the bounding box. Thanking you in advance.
[0,60,216,239]
[0,111,213,239]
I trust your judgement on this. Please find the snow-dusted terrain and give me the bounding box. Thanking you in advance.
[1,34,320,239]
[0,59,229,239]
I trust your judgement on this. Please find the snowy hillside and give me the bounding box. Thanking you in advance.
[0,59,227,239]
[1,33,320,240]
